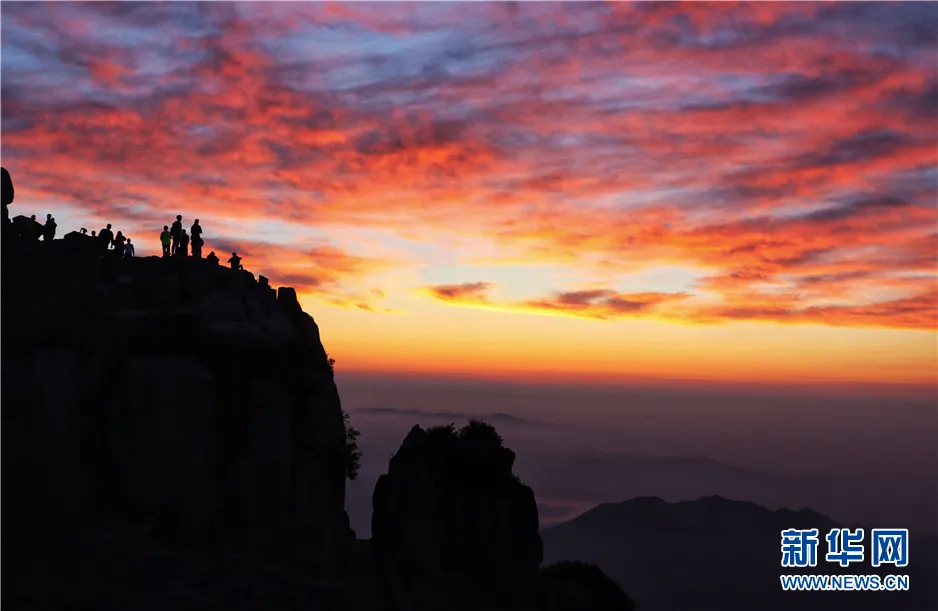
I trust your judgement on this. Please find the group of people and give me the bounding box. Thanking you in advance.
[157,214,243,270]
[18,213,58,242]
[79,224,135,257]
[159,215,205,258]
[1,167,247,271]
[2,168,57,243]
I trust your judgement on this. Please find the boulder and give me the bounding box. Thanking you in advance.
[11,213,43,240]
[372,421,544,611]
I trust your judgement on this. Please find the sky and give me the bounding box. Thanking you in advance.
[1,2,936,389]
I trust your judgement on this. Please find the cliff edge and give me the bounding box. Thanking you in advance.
[2,233,348,588]
[2,230,636,611]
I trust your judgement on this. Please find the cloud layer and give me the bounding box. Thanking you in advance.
[2,2,935,329]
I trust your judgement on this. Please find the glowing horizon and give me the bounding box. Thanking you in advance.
[2,2,935,389]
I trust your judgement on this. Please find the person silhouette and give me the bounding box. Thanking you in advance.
[228,252,242,270]
[113,231,126,257]
[177,229,189,257]
[99,223,113,252]
[26,214,42,241]
[191,219,202,242]
[124,237,135,257]
[44,213,56,241]
[91,230,97,238]
[80,228,88,235]
[206,251,219,265]
[191,232,203,258]
[170,214,182,255]
[160,225,171,257]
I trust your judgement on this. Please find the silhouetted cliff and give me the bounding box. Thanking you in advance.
[2,234,348,589]
[372,421,544,611]
[2,231,634,611]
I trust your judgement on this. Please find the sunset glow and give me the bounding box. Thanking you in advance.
[2,2,935,388]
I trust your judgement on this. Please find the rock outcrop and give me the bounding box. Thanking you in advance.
[2,222,631,611]
[2,234,348,580]
[372,421,544,611]
[536,562,636,611]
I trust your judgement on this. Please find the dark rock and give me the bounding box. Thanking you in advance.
[11,213,44,240]
[1,214,632,611]
[2,166,12,231]
[2,165,13,207]
[537,562,636,611]
[277,286,301,313]
[372,421,544,611]
[1,241,348,591]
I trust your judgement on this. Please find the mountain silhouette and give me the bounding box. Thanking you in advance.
[1,211,633,611]
[542,495,938,611]
[2,229,351,608]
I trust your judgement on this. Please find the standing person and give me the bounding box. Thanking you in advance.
[191,218,202,243]
[191,233,203,258]
[177,229,189,257]
[99,223,114,253]
[44,214,56,241]
[113,231,126,257]
[27,214,42,241]
[124,237,135,257]
[160,225,171,257]
[170,214,183,255]
[228,252,242,270]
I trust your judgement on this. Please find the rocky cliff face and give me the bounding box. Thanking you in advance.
[2,233,348,579]
[372,421,544,611]
[3,228,634,611]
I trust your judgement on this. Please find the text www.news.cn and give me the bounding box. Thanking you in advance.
[780,574,909,591]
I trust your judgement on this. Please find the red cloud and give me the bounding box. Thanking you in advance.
[525,290,690,320]
[424,282,936,330]
[425,282,493,303]
[2,3,935,329]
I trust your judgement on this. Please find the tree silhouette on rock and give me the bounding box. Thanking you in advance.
[373,419,543,611]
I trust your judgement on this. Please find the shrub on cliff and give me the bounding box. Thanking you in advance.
[427,419,519,487]
[326,354,361,481]
[343,409,362,480]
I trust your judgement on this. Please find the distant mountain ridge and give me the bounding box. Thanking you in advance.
[355,406,551,426]
[522,450,937,535]
[543,495,937,611]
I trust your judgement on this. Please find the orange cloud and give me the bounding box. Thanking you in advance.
[423,280,936,330]
[425,282,494,303]
[524,290,690,320]
[203,239,392,303]
[693,290,938,331]
[422,283,689,321]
